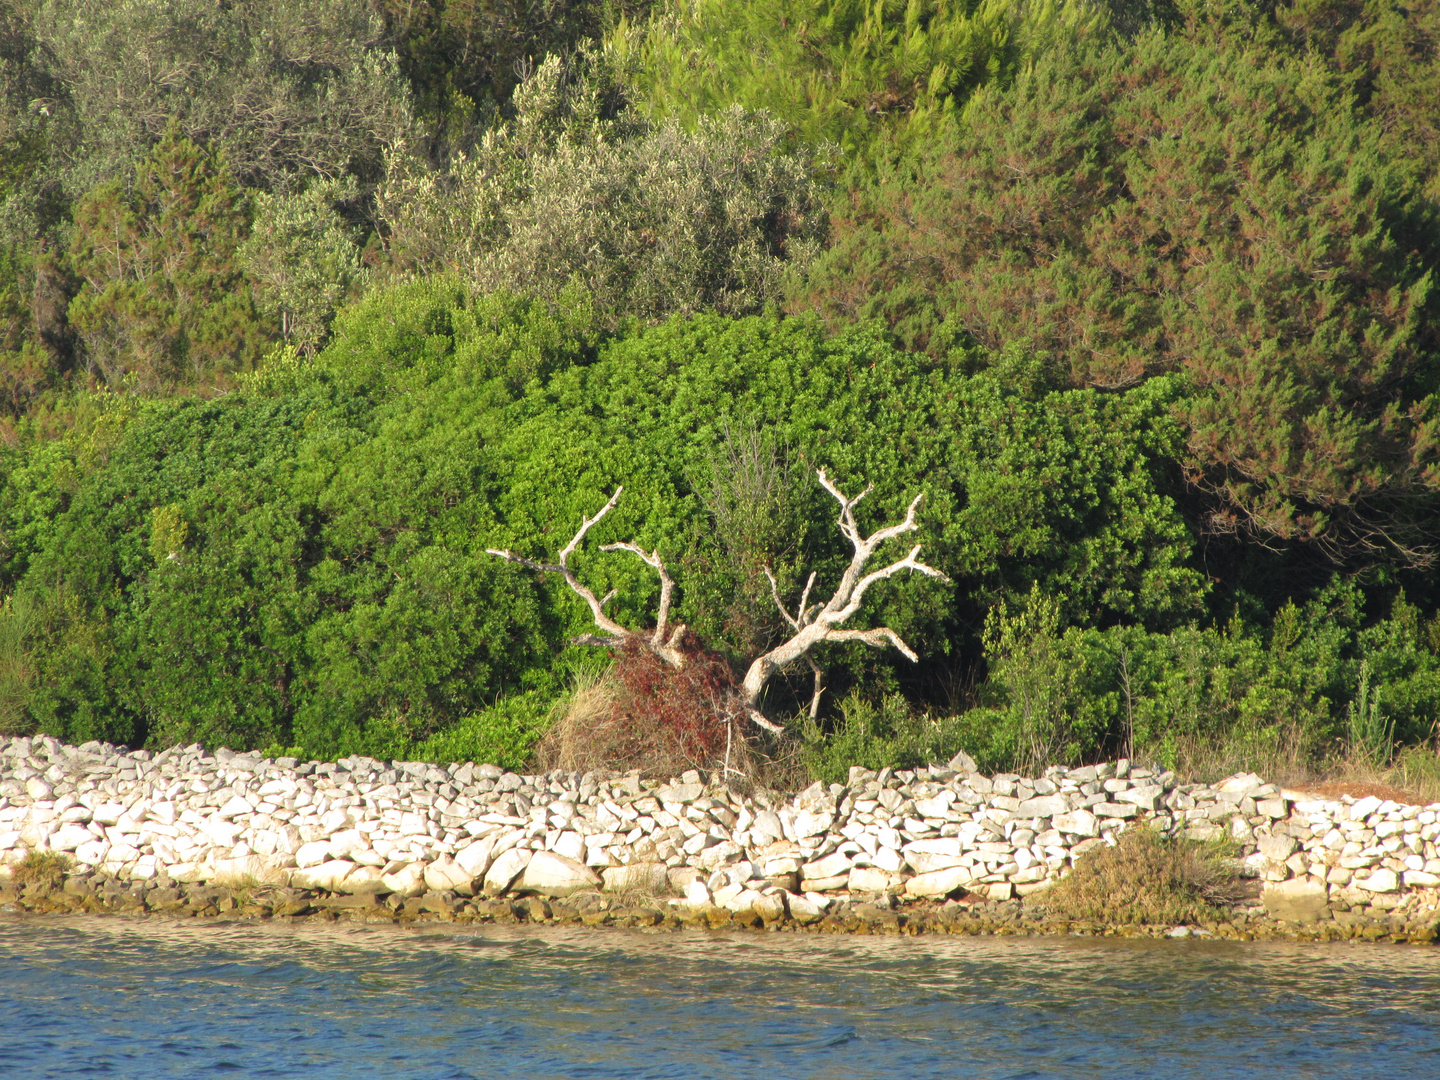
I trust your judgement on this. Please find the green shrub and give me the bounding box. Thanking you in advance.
[377,48,828,329]
[0,591,32,735]
[799,691,970,784]
[413,691,558,771]
[11,848,70,885]
[970,576,1440,775]
[240,179,368,356]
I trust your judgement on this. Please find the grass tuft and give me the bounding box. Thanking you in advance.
[1041,828,1244,926]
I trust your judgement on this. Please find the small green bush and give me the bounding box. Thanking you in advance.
[799,692,970,784]
[11,848,70,886]
[412,691,557,771]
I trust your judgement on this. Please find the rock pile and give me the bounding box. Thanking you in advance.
[2,735,1438,928]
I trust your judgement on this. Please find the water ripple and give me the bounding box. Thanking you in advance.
[2,917,1439,1079]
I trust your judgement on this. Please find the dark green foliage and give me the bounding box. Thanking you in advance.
[0,243,58,413]
[790,28,1440,567]
[1,287,592,754]
[412,691,557,770]
[481,311,1203,693]
[373,0,649,152]
[1276,0,1440,198]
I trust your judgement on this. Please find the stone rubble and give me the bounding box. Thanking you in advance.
[1,735,1438,933]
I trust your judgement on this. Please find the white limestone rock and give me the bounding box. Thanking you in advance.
[454,836,497,880]
[905,866,974,899]
[381,862,426,898]
[294,840,333,868]
[48,823,95,851]
[292,860,357,892]
[482,846,533,895]
[520,850,602,896]
[1355,868,1400,893]
[337,865,387,895]
[423,856,473,894]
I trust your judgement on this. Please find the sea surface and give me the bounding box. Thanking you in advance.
[1,915,1438,1079]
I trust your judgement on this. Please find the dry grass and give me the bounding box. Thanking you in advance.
[1289,746,1440,806]
[1151,729,1440,807]
[533,664,625,772]
[1041,828,1245,926]
[1147,723,1320,790]
[210,872,263,904]
[10,849,71,886]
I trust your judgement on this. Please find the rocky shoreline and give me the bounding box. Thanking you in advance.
[3,735,1439,943]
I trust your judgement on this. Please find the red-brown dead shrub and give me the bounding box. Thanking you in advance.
[538,634,752,776]
[609,633,738,763]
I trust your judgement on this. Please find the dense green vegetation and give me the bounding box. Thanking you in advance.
[0,0,1437,782]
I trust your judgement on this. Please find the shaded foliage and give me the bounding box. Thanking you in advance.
[790,29,1440,566]
[24,0,413,197]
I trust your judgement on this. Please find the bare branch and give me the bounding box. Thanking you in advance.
[600,541,678,648]
[806,655,825,719]
[824,627,919,662]
[561,487,624,564]
[741,469,951,722]
[746,707,785,734]
[488,542,632,642]
[797,570,817,627]
[574,631,626,649]
[488,488,688,667]
[764,566,801,631]
[834,544,950,625]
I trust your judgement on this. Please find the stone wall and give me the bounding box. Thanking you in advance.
[2,735,1438,928]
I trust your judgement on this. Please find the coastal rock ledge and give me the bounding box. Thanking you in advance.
[2,735,1439,938]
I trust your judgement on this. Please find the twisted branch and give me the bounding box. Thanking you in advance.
[488,488,688,667]
[742,469,950,725]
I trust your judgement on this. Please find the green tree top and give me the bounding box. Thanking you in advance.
[790,29,1440,567]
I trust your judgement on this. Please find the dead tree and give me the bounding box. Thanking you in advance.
[486,487,690,668]
[741,469,951,731]
[487,471,949,736]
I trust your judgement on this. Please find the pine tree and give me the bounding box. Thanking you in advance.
[788,30,1440,566]
[66,127,268,391]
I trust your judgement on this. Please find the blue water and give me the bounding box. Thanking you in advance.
[1,916,1438,1079]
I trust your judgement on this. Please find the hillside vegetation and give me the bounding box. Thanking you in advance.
[0,0,1437,786]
